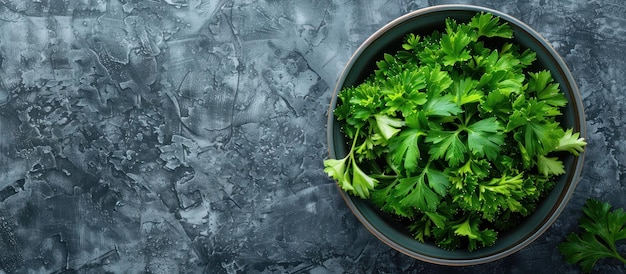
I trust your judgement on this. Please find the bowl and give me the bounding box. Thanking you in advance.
[326,5,586,265]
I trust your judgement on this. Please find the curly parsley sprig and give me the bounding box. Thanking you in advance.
[324,12,586,251]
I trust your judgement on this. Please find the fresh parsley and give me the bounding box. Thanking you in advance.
[324,12,587,251]
[558,199,626,273]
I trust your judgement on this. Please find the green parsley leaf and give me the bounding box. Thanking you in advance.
[560,233,622,273]
[345,82,383,124]
[554,128,587,156]
[537,155,565,177]
[492,52,521,72]
[426,169,451,197]
[508,96,565,157]
[478,173,525,219]
[466,117,505,160]
[423,95,463,117]
[451,77,483,106]
[374,114,405,140]
[518,48,537,66]
[388,129,425,172]
[405,111,428,129]
[396,172,441,212]
[480,88,512,119]
[558,199,626,273]
[424,64,454,96]
[425,211,447,229]
[402,33,421,51]
[323,156,349,186]
[453,215,480,240]
[441,19,472,66]
[425,129,467,167]
[351,159,379,198]
[579,200,626,244]
[521,121,563,157]
[450,213,497,252]
[469,12,513,38]
[371,180,404,215]
[528,70,568,107]
[382,70,428,116]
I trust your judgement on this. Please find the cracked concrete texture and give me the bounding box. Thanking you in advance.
[0,0,625,273]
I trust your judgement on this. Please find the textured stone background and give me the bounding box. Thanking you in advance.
[0,0,624,273]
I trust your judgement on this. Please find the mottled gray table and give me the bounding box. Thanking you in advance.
[0,0,624,273]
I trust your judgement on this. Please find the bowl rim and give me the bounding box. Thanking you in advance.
[326,4,586,266]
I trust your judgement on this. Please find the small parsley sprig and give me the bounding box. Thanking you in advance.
[324,12,586,251]
[558,199,626,273]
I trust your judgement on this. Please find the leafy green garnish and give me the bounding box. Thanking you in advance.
[324,12,586,251]
[558,199,626,273]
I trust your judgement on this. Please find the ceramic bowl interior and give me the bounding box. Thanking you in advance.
[327,5,586,265]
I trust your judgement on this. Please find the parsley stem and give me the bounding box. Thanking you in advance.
[463,108,476,126]
[615,252,626,265]
[350,128,361,152]
[347,127,362,166]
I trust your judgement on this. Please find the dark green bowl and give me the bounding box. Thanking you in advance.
[326,5,586,265]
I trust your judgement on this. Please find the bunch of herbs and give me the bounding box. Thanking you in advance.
[324,13,586,251]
